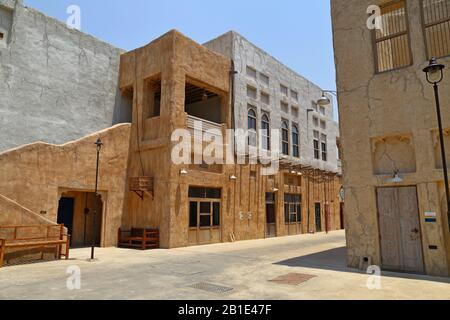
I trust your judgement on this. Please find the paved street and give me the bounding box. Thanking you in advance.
[0,230,449,300]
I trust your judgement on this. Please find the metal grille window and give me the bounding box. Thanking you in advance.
[292,125,299,158]
[282,121,290,156]
[422,0,450,58]
[374,0,412,73]
[261,114,271,151]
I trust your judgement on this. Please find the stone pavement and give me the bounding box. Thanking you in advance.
[0,230,449,300]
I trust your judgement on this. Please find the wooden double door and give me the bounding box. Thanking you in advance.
[376,187,424,274]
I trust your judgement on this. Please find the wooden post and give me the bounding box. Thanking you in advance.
[65,235,70,260]
[58,224,65,259]
[0,239,5,268]
[59,224,64,240]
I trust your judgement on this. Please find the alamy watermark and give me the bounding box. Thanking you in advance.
[366,265,382,290]
[66,5,81,31]
[367,5,383,31]
[171,121,281,175]
[66,265,81,290]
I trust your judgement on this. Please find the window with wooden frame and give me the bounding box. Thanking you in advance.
[313,130,320,160]
[373,0,412,73]
[421,0,450,58]
[292,125,300,158]
[188,187,221,229]
[261,113,271,151]
[248,107,257,147]
[284,194,302,224]
[321,134,328,162]
[282,121,290,156]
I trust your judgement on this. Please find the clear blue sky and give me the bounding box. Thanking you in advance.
[25,0,338,119]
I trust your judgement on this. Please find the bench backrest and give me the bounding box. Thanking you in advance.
[0,225,64,242]
[130,228,144,237]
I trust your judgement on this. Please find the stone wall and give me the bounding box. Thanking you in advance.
[204,31,340,174]
[0,0,130,152]
[331,0,450,276]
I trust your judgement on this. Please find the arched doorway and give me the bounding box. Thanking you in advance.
[57,191,103,248]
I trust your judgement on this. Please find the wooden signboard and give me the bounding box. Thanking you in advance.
[130,177,154,199]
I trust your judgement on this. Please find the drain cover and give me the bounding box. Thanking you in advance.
[269,273,317,285]
[189,282,234,294]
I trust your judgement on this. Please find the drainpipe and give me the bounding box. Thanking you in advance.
[230,59,237,131]
[230,59,238,238]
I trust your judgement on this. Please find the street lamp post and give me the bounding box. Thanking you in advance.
[423,57,450,231]
[91,138,103,260]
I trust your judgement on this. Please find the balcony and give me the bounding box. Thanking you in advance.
[186,114,225,138]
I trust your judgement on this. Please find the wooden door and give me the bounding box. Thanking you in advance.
[265,193,276,238]
[57,197,75,242]
[315,203,322,232]
[377,187,424,273]
[284,194,302,235]
[340,202,345,230]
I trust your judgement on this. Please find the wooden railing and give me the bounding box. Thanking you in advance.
[186,115,224,137]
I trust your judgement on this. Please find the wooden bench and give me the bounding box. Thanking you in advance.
[0,224,70,267]
[118,228,159,250]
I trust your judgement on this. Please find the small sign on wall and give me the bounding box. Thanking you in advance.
[425,212,437,223]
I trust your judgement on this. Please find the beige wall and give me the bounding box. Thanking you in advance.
[119,30,343,249]
[332,0,450,276]
[0,193,55,226]
[0,124,130,247]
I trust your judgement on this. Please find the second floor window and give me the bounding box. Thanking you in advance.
[292,125,299,158]
[282,121,289,156]
[261,114,270,151]
[374,0,412,73]
[422,0,450,58]
[248,108,257,147]
[321,134,328,162]
[313,130,320,160]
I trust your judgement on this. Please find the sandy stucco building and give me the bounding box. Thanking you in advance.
[119,30,342,248]
[0,1,343,256]
[332,0,450,276]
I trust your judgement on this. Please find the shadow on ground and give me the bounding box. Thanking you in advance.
[275,246,450,284]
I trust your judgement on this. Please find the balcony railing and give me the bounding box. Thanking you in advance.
[186,115,224,136]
